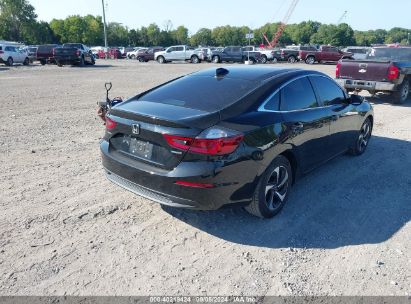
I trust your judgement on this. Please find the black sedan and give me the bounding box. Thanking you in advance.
[100,66,373,218]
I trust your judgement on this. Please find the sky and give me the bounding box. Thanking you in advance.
[29,0,411,34]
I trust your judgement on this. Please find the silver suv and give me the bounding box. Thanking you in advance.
[0,44,30,66]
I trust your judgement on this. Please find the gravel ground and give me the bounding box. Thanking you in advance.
[0,60,410,296]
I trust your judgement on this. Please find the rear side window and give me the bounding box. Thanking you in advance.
[263,92,280,111]
[140,76,257,112]
[310,76,346,106]
[280,77,318,111]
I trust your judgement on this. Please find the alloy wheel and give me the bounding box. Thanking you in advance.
[400,81,409,102]
[264,166,289,211]
[358,120,371,152]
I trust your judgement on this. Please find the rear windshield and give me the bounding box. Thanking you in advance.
[139,75,258,112]
[366,48,411,61]
[63,43,82,49]
[38,45,58,51]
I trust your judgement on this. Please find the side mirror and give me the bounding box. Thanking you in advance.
[349,94,364,104]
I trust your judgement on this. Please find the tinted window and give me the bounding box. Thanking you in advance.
[175,47,184,51]
[140,76,257,112]
[366,48,411,61]
[280,77,318,111]
[310,76,345,106]
[5,46,16,52]
[167,47,175,52]
[264,92,280,111]
[232,47,241,52]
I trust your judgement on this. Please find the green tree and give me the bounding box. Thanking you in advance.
[171,25,188,44]
[0,0,37,41]
[107,22,129,45]
[386,27,409,44]
[146,23,161,46]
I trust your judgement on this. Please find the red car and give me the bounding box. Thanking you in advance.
[299,45,352,64]
[97,48,122,59]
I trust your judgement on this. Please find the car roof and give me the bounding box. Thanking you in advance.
[190,66,307,82]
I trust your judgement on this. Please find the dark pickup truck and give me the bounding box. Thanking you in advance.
[281,45,317,63]
[299,45,352,64]
[136,47,164,62]
[54,43,95,67]
[336,47,411,104]
[210,46,261,63]
[36,44,59,65]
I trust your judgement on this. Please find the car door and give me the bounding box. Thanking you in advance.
[231,47,242,62]
[164,47,175,60]
[279,76,333,172]
[309,75,360,156]
[174,46,185,60]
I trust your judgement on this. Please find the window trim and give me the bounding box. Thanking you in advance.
[258,74,340,113]
[308,75,347,107]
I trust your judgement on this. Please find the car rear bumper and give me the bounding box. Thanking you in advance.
[100,140,258,210]
[336,78,396,91]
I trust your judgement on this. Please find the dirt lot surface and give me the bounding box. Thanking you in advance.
[0,60,410,296]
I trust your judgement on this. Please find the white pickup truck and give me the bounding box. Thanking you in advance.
[242,46,276,63]
[154,45,202,64]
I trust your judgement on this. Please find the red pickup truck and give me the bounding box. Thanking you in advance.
[299,45,352,64]
[335,47,411,104]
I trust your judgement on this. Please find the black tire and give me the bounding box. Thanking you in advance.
[91,58,95,65]
[157,56,165,64]
[40,60,46,65]
[305,56,315,64]
[131,54,136,60]
[349,117,373,156]
[6,57,13,66]
[56,61,63,67]
[392,78,410,104]
[271,57,278,63]
[137,56,145,62]
[261,55,268,64]
[79,56,85,67]
[191,55,199,64]
[245,155,292,218]
[23,57,29,65]
[288,56,296,63]
[212,55,220,63]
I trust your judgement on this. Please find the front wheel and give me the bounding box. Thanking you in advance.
[157,56,165,64]
[79,56,85,67]
[305,56,315,64]
[23,57,30,65]
[392,79,410,104]
[349,117,372,156]
[137,56,145,62]
[260,55,267,64]
[212,55,220,63]
[271,57,278,63]
[245,155,292,218]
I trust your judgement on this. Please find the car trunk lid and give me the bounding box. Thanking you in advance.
[107,101,220,170]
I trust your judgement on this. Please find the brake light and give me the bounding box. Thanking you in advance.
[76,49,81,56]
[336,62,341,78]
[387,65,399,80]
[174,181,215,188]
[163,127,244,156]
[105,117,117,129]
[281,50,285,56]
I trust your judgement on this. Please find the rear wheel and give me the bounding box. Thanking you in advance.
[288,56,296,63]
[212,55,220,63]
[131,54,136,60]
[157,56,165,64]
[271,57,278,63]
[245,155,292,218]
[79,56,85,67]
[191,55,199,64]
[349,117,372,156]
[40,60,46,65]
[392,79,410,104]
[260,55,267,64]
[6,57,13,66]
[56,61,63,67]
[137,56,145,62]
[305,56,315,64]
[23,57,30,65]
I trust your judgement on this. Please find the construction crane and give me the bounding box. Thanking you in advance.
[337,11,348,24]
[263,0,299,48]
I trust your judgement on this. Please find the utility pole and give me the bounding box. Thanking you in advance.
[101,0,108,49]
[408,32,410,45]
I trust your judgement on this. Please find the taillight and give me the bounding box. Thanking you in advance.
[281,50,284,56]
[387,65,399,80]
[336,62,341,78]
[76,49,81,56]
[163,127,244,156]
[174,181,215,188]
[105,117,117,129]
